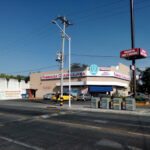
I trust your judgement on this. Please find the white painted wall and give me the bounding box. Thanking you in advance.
[0,78,29,100]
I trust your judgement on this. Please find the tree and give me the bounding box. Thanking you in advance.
[140,68,150,94]
[24,76,30,83]
[136,67,150,94]
[0,74,29,83]
[16,75,22,82]
[71,63,88,69]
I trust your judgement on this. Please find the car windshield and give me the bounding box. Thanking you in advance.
[63,93,69,96]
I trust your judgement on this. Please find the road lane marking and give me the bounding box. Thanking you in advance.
[110,121,150,129]
[0,136,44,150]
[76,113,150,129]
[94,120,108,124]
[0,111,73,127]
[128,145,142,150]
[96,139,143,150]
[96,138,123,149]
[39,119,150,138]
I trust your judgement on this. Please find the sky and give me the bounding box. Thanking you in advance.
[0,0,150,75]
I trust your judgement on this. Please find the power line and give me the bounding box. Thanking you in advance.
[71,53,119,58]
[75,0,150,24]
[67,0,123,17]
[5,65,59,75]
[1,0,149,55]
[70,53,150,58]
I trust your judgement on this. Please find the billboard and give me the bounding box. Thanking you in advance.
[120,48,147,60]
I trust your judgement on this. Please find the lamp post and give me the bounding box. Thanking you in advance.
[52,19,72,108]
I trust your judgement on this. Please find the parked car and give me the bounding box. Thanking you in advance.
[128,92,148,99]
[78,93,91,101]
[43,93,55,100]
[52,93,73,101]
[127,92,149,102]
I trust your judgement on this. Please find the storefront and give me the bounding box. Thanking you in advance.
[30,63,130,98]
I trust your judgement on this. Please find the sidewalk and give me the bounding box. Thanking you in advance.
[0,99,150,116]
[48,103,150,117]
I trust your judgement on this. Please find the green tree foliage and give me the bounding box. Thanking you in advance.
[71,63,88,69]
[140,68,150,94]
[136,67,150,94]
[0,73,30,82]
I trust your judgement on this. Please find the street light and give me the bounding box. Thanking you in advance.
[52,19,72,108]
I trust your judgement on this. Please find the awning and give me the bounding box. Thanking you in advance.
[89,86,113,92]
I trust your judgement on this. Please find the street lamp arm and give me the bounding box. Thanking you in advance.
[51,20,70,40]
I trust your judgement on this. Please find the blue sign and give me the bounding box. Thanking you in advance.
[90,64,98,75]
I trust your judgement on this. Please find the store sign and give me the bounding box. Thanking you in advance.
[41,70,130,81]
[99,68,111,71]
[41,71,86,80]
[114,72,130,81]
[121,48,139,58]
[90,64,98,75]
[120,48,147,60]
[101,72,111,76]
[140,48,147,57]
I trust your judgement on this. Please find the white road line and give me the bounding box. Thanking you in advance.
[94,120,108,124]
[0,111,71,127]
[50,113,59,116]
[96,138,123,149]
[112,121,150,129]
[40,115,50,119]
[128,145,142,150]
[0,136,44,150]
[59,112,67,115]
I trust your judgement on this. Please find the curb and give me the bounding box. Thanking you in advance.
[54,105,150,117]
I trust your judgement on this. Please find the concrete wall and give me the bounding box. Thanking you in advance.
[0,78,29,100]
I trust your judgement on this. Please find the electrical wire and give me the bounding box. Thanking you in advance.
[5,65,59,75]
[1,0,149,55]
[75,0,150,24]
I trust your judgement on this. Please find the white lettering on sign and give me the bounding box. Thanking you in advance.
[140,48,147,57]
[121,48,139,58]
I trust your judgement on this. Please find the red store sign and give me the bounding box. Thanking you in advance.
[120,48,147,60]
[41,72,86,80]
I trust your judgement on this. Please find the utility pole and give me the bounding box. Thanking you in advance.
[53,16,73,101]
[130,0,136,98]
[61,16,66,99]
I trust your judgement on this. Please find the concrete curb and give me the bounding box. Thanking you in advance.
[52,105,150,117]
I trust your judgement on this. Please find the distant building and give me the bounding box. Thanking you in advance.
[30,63,130,98]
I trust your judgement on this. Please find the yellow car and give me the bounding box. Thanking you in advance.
[52,93,73,101]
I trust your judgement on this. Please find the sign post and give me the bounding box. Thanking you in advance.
[120,0,147,98]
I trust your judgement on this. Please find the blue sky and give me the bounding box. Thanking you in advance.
[0,0,150,75]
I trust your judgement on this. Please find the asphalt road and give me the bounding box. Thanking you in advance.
[0,100,149,150]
